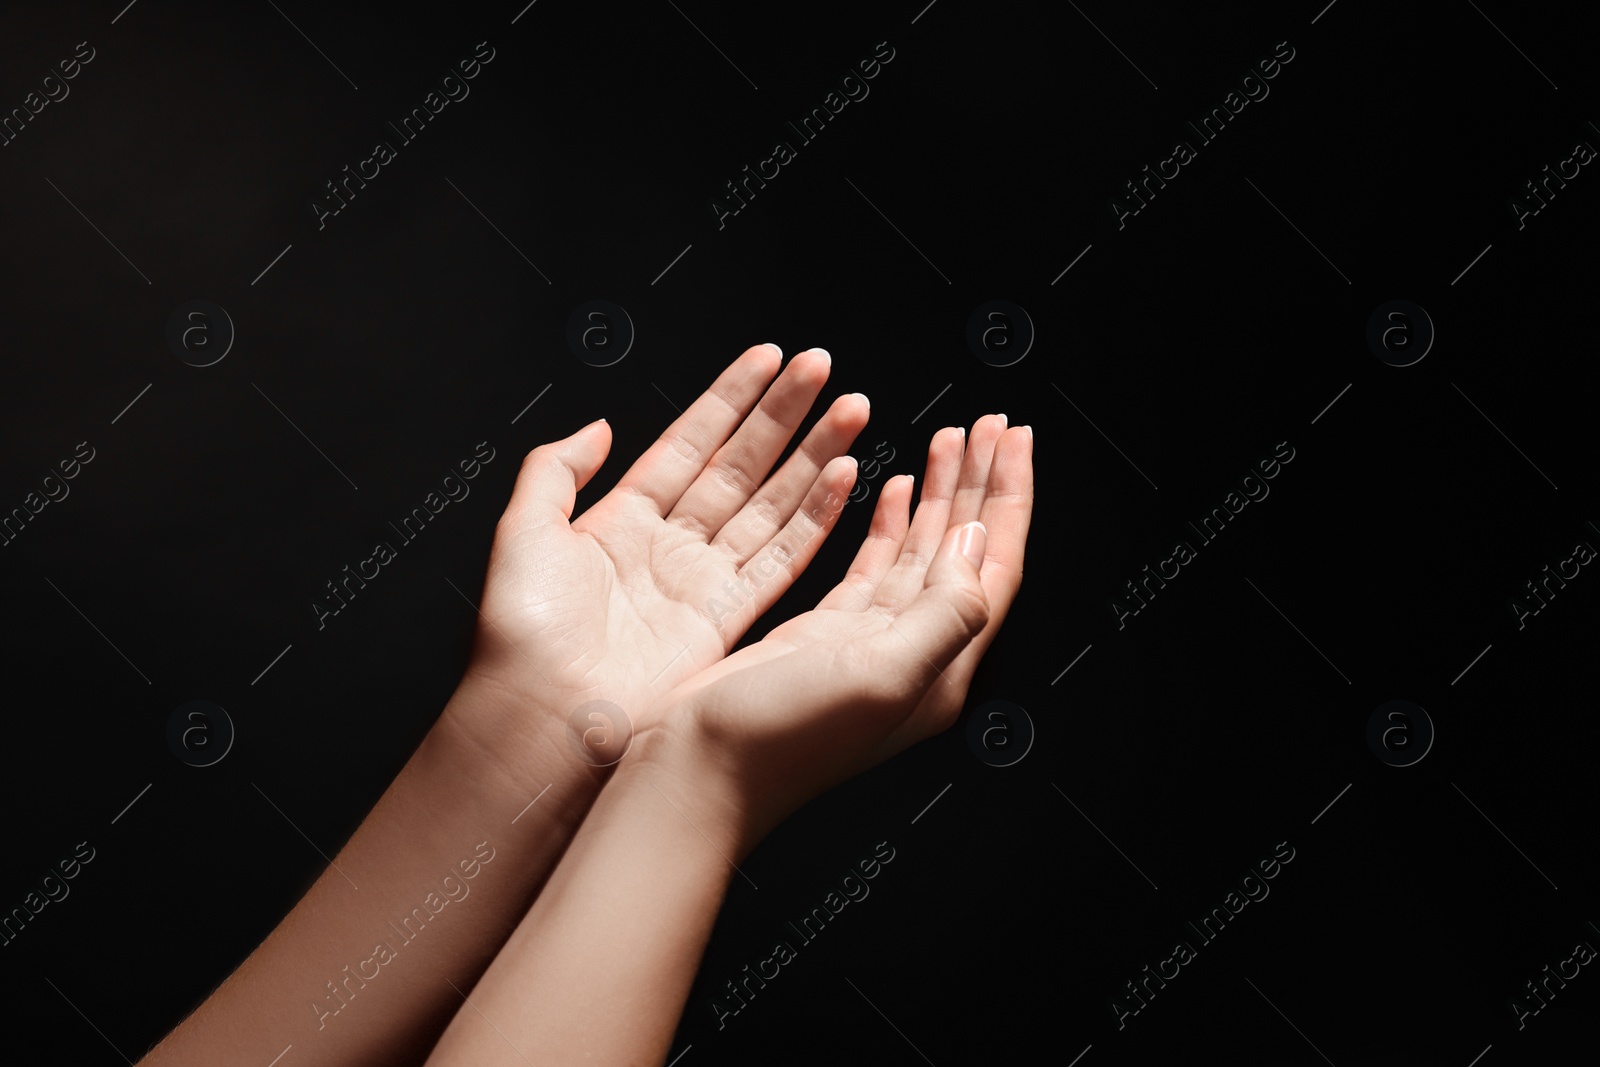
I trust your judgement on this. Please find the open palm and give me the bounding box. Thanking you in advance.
[653,415,1033,831]
[463,344,870,749]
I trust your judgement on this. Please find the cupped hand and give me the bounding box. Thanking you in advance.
[454,344,870,761]
[646,415,1034,847]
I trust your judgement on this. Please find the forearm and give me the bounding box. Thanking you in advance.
[140,672,607,1067]
[425,723,743,1067]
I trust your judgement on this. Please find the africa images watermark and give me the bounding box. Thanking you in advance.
[1110,39,1297,230]
[1507,526,1594,630]
[708,40,897,230]
[702,466,859,631]
[1,440,96,549]
[1110,440,1297,629]
[0,40,96,150]
[312,441,497,629]
[710,840,897,1029]
[1109,840,1297,1029]
[311,840,496,1029]
[1507,130,1595,230]
[312,41,497,230]
[1,841,97,948]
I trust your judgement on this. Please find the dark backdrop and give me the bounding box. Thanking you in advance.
[2,2,1596,1064]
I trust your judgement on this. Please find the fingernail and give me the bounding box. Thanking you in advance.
[809,347,831,364]
[953,425,965,438]
[763,343,782,357]
[1022,424,1032,441]
[851,391,870,408]
[996,413,1008,428]
[957,521,987,570]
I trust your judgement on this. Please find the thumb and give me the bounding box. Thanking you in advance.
[876,521,991,692]
[502,418,612,528]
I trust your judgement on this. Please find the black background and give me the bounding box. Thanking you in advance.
[2,2,1597,1064]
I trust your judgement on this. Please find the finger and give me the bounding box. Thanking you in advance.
[932,424,1036,677]
[860,521,990,703]
[947,413,1007,528]
[499,419,612,529]
[712,389,871,564]
[667,348,836,540]
[708,454,858,640]
[869,425,966,612]
[612,343,783,515]
[815,473,914,612]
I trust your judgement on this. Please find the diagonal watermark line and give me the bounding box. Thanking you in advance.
[1310,0,1339,24]
[445,977,537,1065]
[266,1045,293,1067]
[1067,1044,1093,1067]
[844,977,937,1066]
[1451,643,1492,686]
[511,0,539,24]
[1243,976,1335,1066]
[910,383,951,424]
[1243,177,1350,284]
[1465,1,1557,89]
[665,1045,695,1067]
[444,576,553,684]
[1310,782,1351,825]
[252,782,359,889]
[663,0,758,89]
[1451,243,1493,285]
[1052,783,1158,889]
[252,383,359,489]
[843,177,951,284]
[511,383,552,424]
[651,644,691,685]
[911,783,952,825]
[911,0,939,23]
[649,779,758,890]
[111,782,153,825]
[1450,382,1557,489]
[1244,577,1351,684]
[1466,1045,1492,1067]
[1052,643,1093,684]
[252,644,293,686]
[1310,383,1351,425]
[265,0,358,90]
[1050,382,1158,489]
[1065,1,1157,90]
[1451,782,1558,890]
[652,244,693,285]
[252,243,293,285]
[512,783,552,824]
[652,382,684,414]
[44,576,150,684]
[44,977,131,1064]
[112,0,140,23]
[45,177,151,284]
[1052,243,1093,284]
[112,382,152,424]
[445,178,551,283]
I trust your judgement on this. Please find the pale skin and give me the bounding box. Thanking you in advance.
[136,343,1033,1066]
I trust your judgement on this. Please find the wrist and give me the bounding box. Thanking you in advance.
[435,665,611,830]
[618,712,757,863]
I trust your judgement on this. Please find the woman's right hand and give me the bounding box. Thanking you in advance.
[639,415,1034,852]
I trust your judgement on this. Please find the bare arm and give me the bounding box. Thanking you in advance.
[425,416,1032,1065]
[137,345,867,1066]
